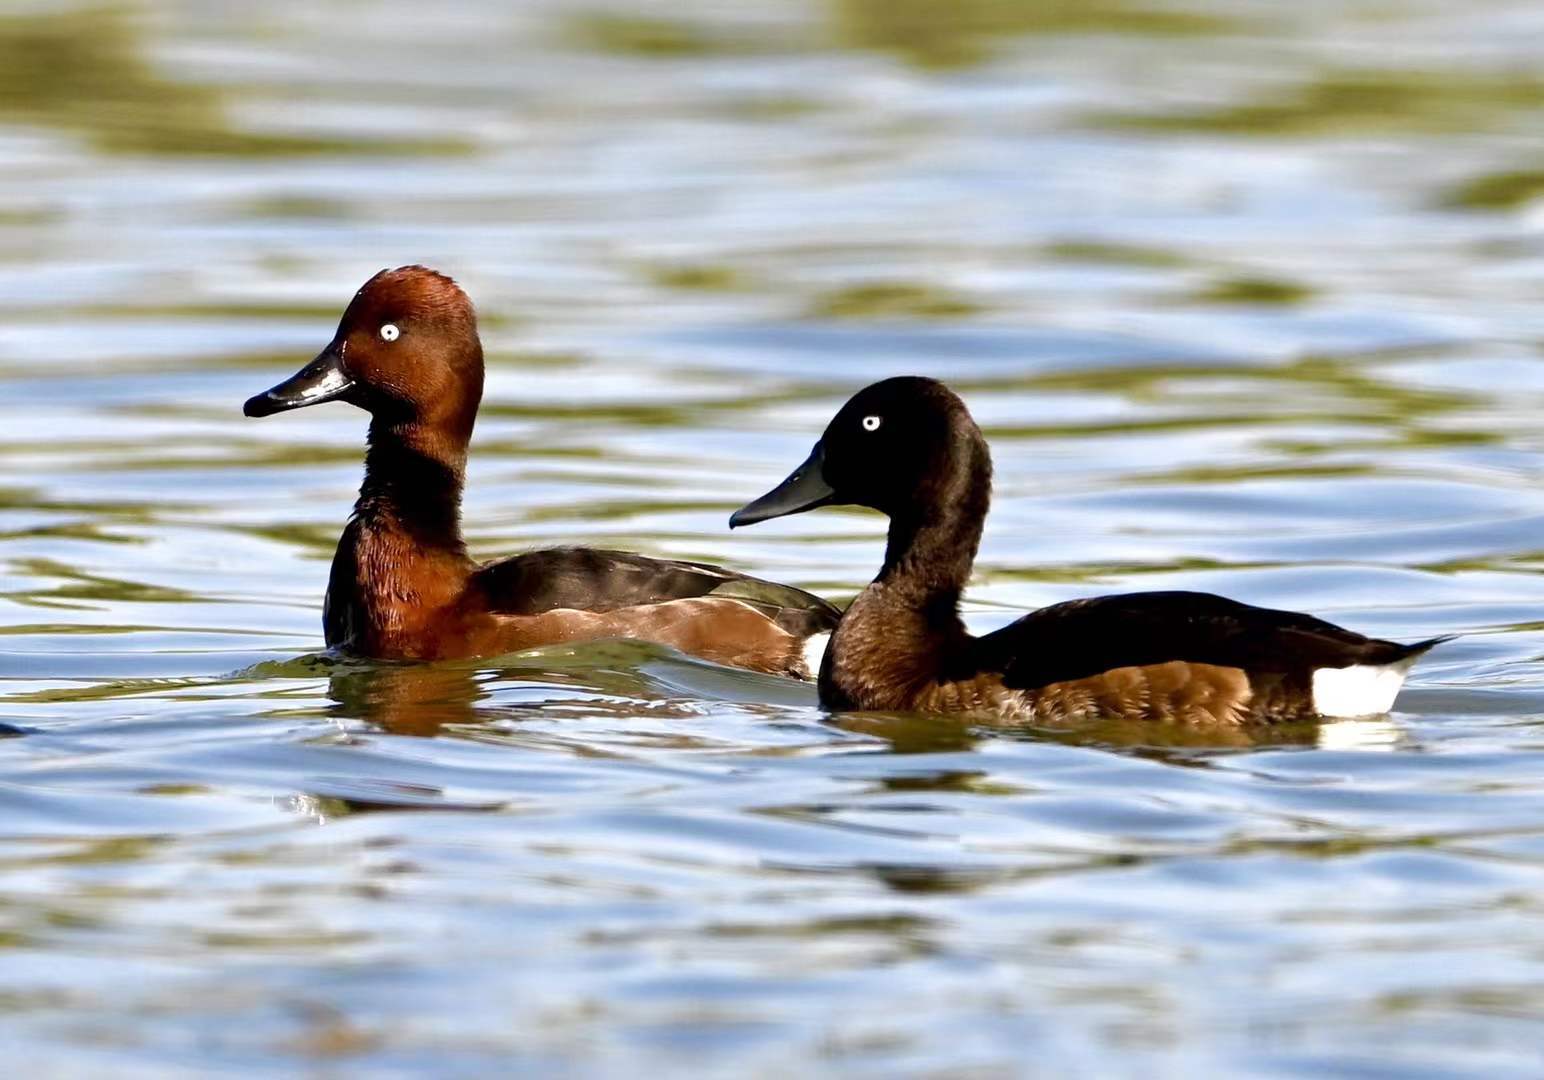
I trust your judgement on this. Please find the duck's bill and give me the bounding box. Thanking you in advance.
[729,445,835,527]
[243,346,354,417]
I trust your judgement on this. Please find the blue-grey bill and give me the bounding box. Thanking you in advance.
[244,347,354,417]
[729,444,835,527]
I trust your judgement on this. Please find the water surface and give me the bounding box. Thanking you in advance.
[3,1,1544,1074]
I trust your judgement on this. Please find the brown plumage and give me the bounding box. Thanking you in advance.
[246,266,838,676]
[731,376,1447,723]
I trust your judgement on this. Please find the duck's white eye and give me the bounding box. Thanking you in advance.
[861,414,882,432]
[379,323,400,342]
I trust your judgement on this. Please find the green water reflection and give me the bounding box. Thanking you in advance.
[1107,67,1544,136]
[831,0,1234,68]
[0,6,469,156]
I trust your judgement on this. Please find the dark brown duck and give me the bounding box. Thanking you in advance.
[245,265,837,675]
[730,376,1445,723]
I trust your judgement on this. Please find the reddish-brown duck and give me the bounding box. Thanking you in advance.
[246,266,837,675]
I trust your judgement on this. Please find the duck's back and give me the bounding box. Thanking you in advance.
[475,547,837,632]
[463,547,839,676]
[955,590,1442,723]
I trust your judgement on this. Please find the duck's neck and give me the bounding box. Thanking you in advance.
[879,500,985,606]
[326,419,474,651]
[824,437,991,708]
[354,419,469,555]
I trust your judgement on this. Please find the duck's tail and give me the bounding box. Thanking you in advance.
[1395,634,1458,661]
[1312,634,1454,718]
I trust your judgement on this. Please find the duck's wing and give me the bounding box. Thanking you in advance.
[473,546,840,636]
[972,590,1445,691]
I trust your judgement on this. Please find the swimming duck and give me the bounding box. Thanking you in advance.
[244,266,837,675]
[730,376,1444,722]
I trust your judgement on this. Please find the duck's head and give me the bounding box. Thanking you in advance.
[244,266,484,438]
[730,376,988,528]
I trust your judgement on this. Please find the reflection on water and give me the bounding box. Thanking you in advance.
[1107,66,1544,137]
[327,662,490,737]
[1,0,1544,1074]
[831,0,1236,69]
[0,7,468,157]
[1315,716,1404,752]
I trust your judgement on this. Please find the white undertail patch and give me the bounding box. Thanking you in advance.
[801,632,831,680]
[1311,657,1418,718]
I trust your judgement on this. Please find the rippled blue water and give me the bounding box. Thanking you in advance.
[3,1,1544,1074]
